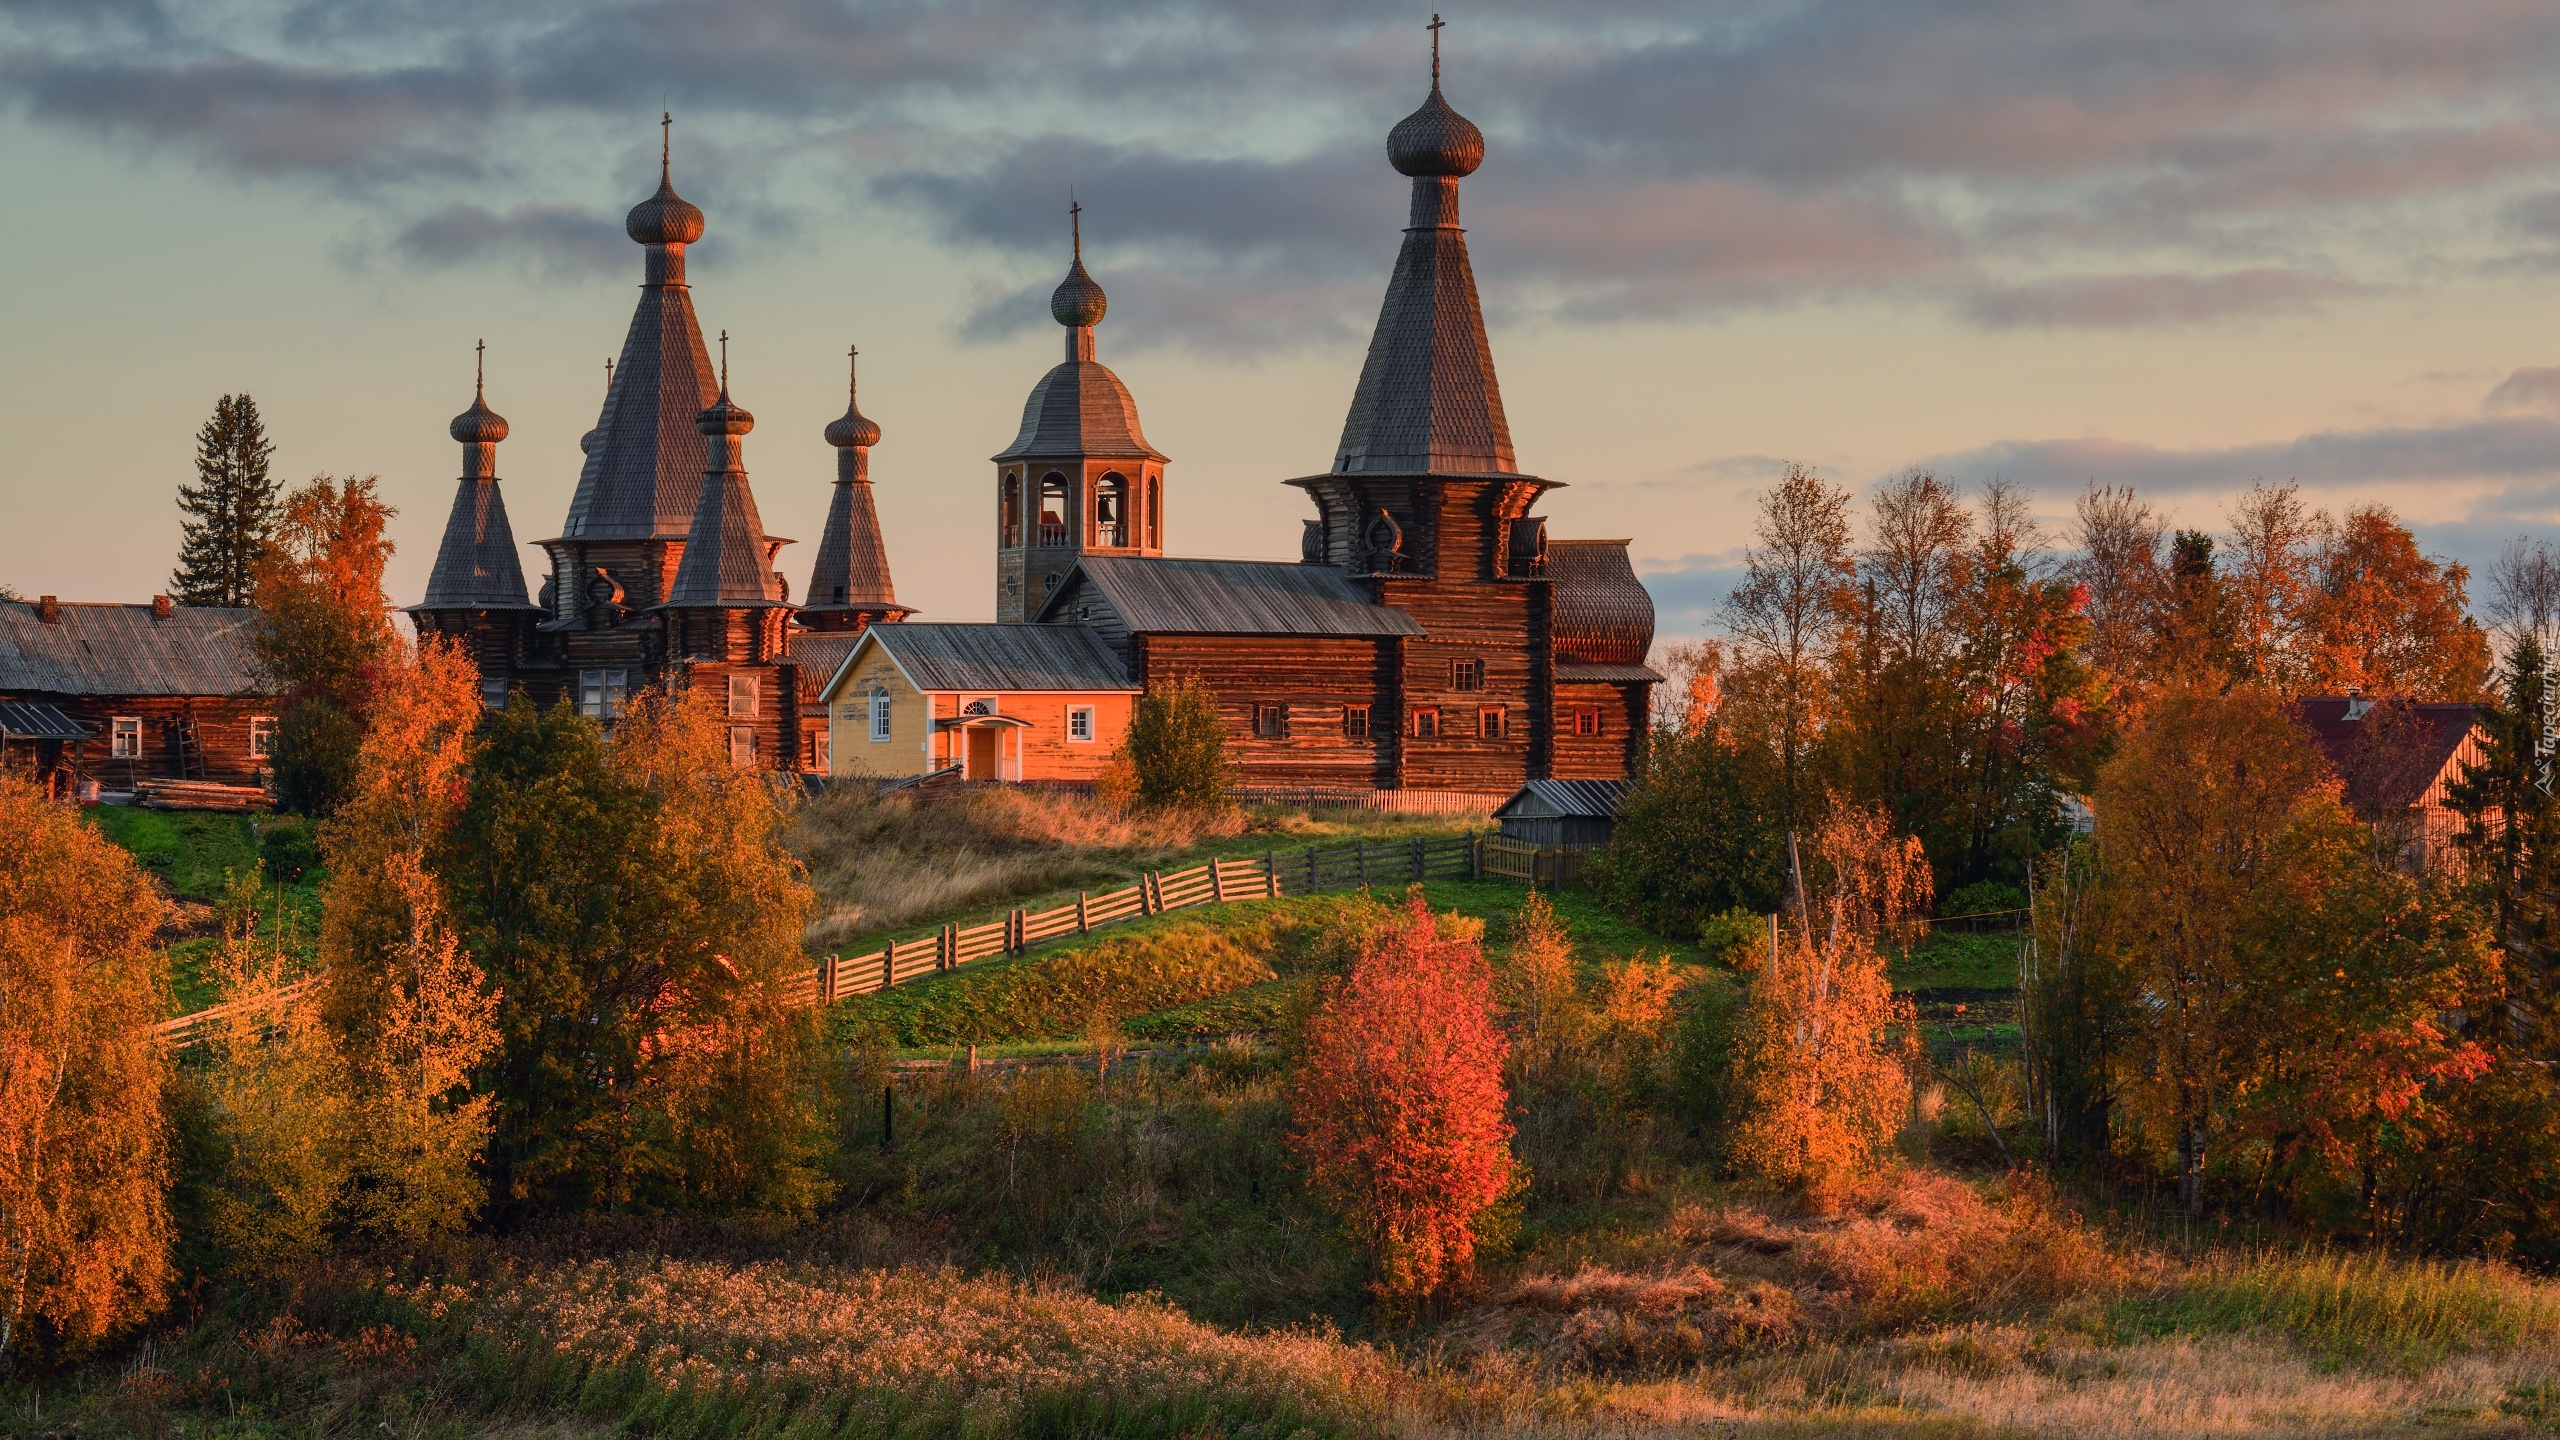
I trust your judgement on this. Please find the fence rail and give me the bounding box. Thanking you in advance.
[159,832,1515,1046]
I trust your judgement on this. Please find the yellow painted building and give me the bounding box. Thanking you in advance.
[817,623,1140,781]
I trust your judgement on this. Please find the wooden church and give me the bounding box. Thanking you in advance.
[416,56,1657,795]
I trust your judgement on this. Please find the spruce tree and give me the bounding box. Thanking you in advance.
[171,394,278,608]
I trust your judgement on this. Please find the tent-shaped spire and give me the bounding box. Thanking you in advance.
[1332,30,1516,477]
[802,345,913,630]
[558,113,719,540]
[417,342,538,610]
[662,336,789,608]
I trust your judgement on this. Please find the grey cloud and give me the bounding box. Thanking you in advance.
[2489,367,2560,414]
[389,201,627,276]
[1962,268,2371,329]
[1914,416,2560,497]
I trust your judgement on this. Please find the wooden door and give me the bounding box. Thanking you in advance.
[967,727,998,780]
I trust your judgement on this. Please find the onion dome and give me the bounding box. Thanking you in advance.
[697,389,754,436]
[626,114,706,245]
[1051,258,1107,328]
[1388,83,1484,177]
[824,345,881,449]
[450,393,508,445]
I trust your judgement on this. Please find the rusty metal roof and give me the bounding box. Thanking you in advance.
[1044,556,1425,637]
[835,623,1136,696]
[0,602,259,697]
[1550,540,1655,667]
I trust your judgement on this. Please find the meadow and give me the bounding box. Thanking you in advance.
[35,787,2560,1439]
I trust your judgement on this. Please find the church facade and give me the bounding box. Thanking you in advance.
[418,71,1656,793]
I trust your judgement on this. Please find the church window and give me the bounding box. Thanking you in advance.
[479,678,509,710]
[1479,706,1507,739]
[1068,706,1095,742]
[1254,703,1290,739]
[1002,472,1022,547]
[1146,475,1160,548]
[1451,657,1484,691]
[1095,473,1127,547]
[728,726,757,766]
[1039,473,1070,547]
[1574,707,1603,737]
[728,673,759,718]
[110,717,141,758]
[579,669,628,720]
[1410,707,1440,740]
[869,690,892,742]
[1344,705,1371,739]
[248,715,278,758]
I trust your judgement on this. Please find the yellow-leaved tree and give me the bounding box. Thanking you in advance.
[1730,804,1923,1210]
[0,778,173,1363]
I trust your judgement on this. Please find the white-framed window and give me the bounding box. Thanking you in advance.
[579,669,628,721]
[728,673,758,718]
[480,677,509,710]
[728,725,758,767]
[963,696,998,716]
[111,716,141,758]
[1068,705,1095,742]
[869,690,893,742]
[248,715,278,759]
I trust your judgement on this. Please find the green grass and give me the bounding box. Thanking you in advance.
[83,805,324,1014]
[1890,928,2022,992]
[2116,1250,2560,1369]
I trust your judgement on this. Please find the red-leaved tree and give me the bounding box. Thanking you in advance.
[1289,893,1515,1312]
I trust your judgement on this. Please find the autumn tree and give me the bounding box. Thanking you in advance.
[1125,673,1233,811]
[2300,504,2490,699]
[2485,536,2560,661]
[1833,470,1969,859]
[1723,462,1855,828]
[1593,716,1785,940]
[2067,482,2165,692]
[318,635,497,1248]
[2221,482,2321,691]
[1728,805,1922,1210]
[0,779,172,1364]
[171,393,278,608]
[450,687,826,1217]
[1290,893,1515,1313]
[254,474,397,815]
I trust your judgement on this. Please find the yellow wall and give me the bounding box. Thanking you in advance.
[821,642,1137,781]
[825,647,934,777]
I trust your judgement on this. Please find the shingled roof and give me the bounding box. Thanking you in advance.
[1550,540,1656,668]
[555,172,718,542]
[662,391,788,608]
[0,602,259,697]
[419,477,536,609]
[1041,556,1426,637]
[1333,80,1515,476]
[993,361,1166,463]
[834,623,1137,695]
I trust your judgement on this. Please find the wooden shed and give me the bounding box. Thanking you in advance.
[0,596,269,796]
[1493,778,1633,849]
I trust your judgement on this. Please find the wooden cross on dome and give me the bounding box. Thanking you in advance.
[1429,14,1444,85]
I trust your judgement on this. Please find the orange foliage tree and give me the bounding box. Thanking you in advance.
[1730,805,1923,1211]
[0,778,172,1362]
[253,474,397,814]
[2302,504,2491,699]
[1290,893,1515,1310]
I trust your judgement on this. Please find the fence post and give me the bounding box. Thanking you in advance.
[821,954,839,1006]
[1412,836,1426,882]
[1470,835,1483,881]
[1077,891,1090,933]
[882,944,896,990]
[1010,908,1026,954]
[1211,860,1228,904]
[939,923,954,970]
[1265,850,1279,897]
[1307,847,1319,893]
[1355,838,1366,884]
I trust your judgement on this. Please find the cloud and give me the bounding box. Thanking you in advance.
[387,201,627,277]
[1914,416,2560,497]
[2488,366,2560,414]
[1961,268,2372,329]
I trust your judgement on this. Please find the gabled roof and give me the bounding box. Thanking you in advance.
[2293,696,2481,811]
[0,602,259,697]
[1550,540,1655,667]
[823,623,1136,700]
[417,477,537,610]
[993,361,1166,463]
[1039,555,1425,637]
[1494,779,1633,821]
[791,632,864,704]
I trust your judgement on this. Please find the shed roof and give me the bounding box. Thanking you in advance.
[0,602,259,697]
[826,623,1136,699]
[0,701,89,740]
[1042,555,1425,637]
[1493,778,1633,821]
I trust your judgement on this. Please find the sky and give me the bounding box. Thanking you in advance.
[9,0,2560,644]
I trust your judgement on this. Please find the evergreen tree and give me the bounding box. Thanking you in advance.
[171,394,278,608]
[2447,638,2560,1040]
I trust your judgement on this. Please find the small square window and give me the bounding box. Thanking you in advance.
[480,678,509,710]
[1411,707,1440,739]
[580,669,628,721]
[869,691,892,742]
[248,715,278,759]
[1574,707,1603,737]
[1451,657,1484,691]
[727,673,758,718]
[1344,704,1371,739]
[1479,707,1506,739]
[111,717,141,759]
[1068,705,1096,742]
[728,725,758,767]
[1254,703,1290,739]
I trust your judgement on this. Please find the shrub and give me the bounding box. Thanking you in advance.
[256,814,320,883]
[1127,673,1233,812]
[1591,720,1786,939]
[271,697,362,817]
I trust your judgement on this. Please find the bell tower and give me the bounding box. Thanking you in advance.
[991,203,1169,623]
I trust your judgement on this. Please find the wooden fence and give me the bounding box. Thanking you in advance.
[157,834,1501,1046]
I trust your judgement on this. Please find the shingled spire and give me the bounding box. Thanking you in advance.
[1333,21,1516,476]
[801,345,913,632]
[663,333,789,609]
[557,113,719,541]
[417,342,537,610]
